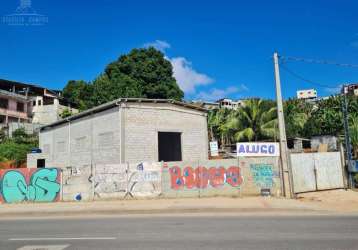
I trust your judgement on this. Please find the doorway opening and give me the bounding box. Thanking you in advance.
[37,159,46,168]
[158,132,182,162]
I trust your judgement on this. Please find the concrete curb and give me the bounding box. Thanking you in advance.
[0,207,331,219]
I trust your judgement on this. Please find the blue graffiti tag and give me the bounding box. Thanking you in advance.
[250,164,274,189]
[1,168,60,203]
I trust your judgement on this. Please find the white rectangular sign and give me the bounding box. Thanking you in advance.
[209,141,219,157]
[236,142,280,157]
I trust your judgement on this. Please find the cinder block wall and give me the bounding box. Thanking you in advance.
[36,102,208,168]
[39,107,121,168]
[124,102,208,163]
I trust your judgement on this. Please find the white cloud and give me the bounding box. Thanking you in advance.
[170,57,214,94]
[144,40,171,52]
[144,40,214,94]
[196,84,249,101]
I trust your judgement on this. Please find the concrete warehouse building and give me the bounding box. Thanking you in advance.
[27,98,208,168]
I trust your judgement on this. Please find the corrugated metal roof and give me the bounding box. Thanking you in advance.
[40,98,207,131]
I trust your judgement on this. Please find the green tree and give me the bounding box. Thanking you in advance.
[91,73,142,107]
[208,108,235,148]
[235,99,278,142]
[0,141,35,165]
[0,128,6,142]
[303,96,343,137]
[349,115,358,159]
[62,48,184,110]
[12,128,29,144]
[104,47,183,101]
[284,99,312,138]
[0,128,38,167]
[60,108,73,119]
[208,99,278,146]
[62,80,94,111]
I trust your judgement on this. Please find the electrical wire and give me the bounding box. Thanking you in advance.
[280,56,358,68]
[279,63,339,89]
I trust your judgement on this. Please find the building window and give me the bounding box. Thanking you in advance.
[17,102,24,112]
[38,100,42,106]
[0,98,8,109]
[98,132,114,147]
[33,100,36,106]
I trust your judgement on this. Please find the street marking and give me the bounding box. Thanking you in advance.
[9,237,117,241]
[17,245,69,250]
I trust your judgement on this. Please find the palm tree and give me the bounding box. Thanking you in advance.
[208,108,231,148]
[284,99,311,138]
[234,99,278,142]
[220,110,240,146]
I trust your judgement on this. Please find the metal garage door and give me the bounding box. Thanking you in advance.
[290,152,345,193]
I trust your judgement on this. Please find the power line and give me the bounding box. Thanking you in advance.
[280,55,358,68]
[279,63,338,89]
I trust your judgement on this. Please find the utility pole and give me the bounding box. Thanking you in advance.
[341,85,354,188]
[273,52,294,198]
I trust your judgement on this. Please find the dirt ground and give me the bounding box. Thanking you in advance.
[297,189,358,212]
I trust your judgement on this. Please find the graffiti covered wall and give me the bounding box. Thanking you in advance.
[0,158,281,204]
[94,162,161,200]
[0,168,61,203]
[162,158,282,198]
[169,166,243,190]
[162,160,244,198]
[61,162,161,202]
[239,157,281,196]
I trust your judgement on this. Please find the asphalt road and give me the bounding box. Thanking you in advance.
[1,215,358,250]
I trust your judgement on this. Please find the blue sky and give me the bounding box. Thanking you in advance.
[1,0,358,101]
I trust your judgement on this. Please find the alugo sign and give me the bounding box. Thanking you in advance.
[236,142,280,157]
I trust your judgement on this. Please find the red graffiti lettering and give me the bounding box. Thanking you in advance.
[183,167,195,189]
[209,167,226,187]
[169,166,243,190]
[169,166,183,190]
[226,166,243,187]
[195,167,209,189]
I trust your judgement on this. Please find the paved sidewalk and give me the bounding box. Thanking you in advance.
[2,192,358,218]
[0,190,358,218]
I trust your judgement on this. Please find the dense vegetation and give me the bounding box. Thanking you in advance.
[62,47,183,111]
[0,128,38,168]
[208,95,358,158]
[208,99,278,145]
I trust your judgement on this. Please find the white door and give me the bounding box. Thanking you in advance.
[291,153,316,193]
[315,152,344,190]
